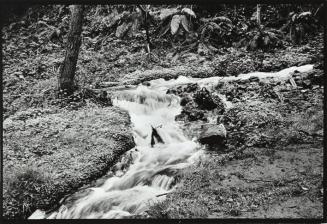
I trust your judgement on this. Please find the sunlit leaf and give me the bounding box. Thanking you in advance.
[170,15,181,35]
[180,15,190,32]
[181,8,196,18]
[159,8,179,20]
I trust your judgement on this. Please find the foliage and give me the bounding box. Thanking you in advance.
[86,6,143,39]
[238,27,285,51]
[154,7,199,52]
[157,7,196,37]
[287,11,318,44]
[198,16,235,52]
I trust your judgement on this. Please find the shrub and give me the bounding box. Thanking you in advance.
[238,27,285,51]
[199,16,235,48]
[287,11,318,44]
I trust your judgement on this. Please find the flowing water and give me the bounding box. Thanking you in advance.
[29,85,204,219]
[29,64,313,219]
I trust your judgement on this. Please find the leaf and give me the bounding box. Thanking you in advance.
[214,16,232,24]
[128,12,142,36]
[159,8,179,20]
[171,54,179,63]
[211,22,221,32]
[158,24,171,37]
[249,39,257,50]
[251,11,257,21]
[180,15,190,32]
[170,15,181,35]
[299,11,312,19]
[106,14,121,29]
[181,8,196,18]
[264,35,270,46]
[115,22,131,38]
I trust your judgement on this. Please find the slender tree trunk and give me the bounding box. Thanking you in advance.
[257,4,262,27]
[137,5,152,53]
[59,5,84,95]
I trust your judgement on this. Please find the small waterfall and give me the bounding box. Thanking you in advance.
[30,85,203,219]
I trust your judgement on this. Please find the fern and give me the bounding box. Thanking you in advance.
[238,27,284,51]
[286,11,318,44]
[199,16,234,49]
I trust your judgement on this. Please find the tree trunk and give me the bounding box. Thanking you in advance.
[59,5,84,95]
[257,4,261,27]
[137,5,152,53]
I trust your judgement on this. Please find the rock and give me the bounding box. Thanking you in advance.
[198,123,227,147]
[175,113,186,122]
[98,81,119,88]
[302,79,312,88]
[189,110,205,121]
[237,79,250,84]
[249,76,260,82]
[142,81,151,86]
[29,209,46,219]
[180,96,192,106]
[184,83,199,93]
[175,107,206,122]
[166,89,176,95]
[194,87,217,110]
[167,83,199,96]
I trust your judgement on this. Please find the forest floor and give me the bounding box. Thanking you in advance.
[147,72,324,218]
[2,8,324,219]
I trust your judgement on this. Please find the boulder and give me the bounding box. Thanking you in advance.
[249,76,260,82]
[180,95,192,106]
[302,79,312,88]
[175,108,206,122]
[167,83,200,96]
[194,87,217,110]
[189,110,206,121]
[198,123,227,147]
[183,83,199,93]
[142,81,151,86]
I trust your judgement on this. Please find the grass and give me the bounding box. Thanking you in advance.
[3,103,135,219]
[147,144,323,218]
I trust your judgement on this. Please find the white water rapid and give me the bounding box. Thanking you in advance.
[29,85,204,219]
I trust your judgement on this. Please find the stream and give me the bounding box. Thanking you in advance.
[29,64,313,219]
[30,84,204,219]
